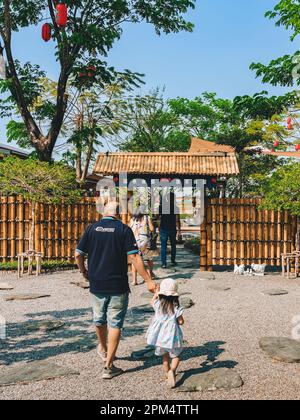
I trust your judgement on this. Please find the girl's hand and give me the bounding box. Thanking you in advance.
[177,315,184,326]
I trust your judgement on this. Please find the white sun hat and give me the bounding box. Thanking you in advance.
[158,278,179,297]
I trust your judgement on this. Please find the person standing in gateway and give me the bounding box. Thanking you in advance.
[75,201,157,379]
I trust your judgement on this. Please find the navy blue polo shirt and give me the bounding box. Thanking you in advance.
[76,217,139,295]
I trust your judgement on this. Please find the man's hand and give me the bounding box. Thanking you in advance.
[147,280,157,294]
[129,253,158,294]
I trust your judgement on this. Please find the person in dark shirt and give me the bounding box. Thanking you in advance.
[75,201,156,380]
[159,193,181,268]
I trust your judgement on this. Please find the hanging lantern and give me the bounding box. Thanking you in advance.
[288,123,293,130]
[273,139,279,148]
[287,116,292,125]
[42,23,52,42]
[56,3,68,27]
[296,144,300,152]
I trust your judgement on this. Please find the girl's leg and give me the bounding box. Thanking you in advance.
[147,260,154,277]
[131,264,138,285]
[171,357,180,374]
[162,354,170,376]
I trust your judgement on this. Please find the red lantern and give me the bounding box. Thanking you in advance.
[287,116,292,125]
[296,144,300,152]
[273,139,279,148]
[42,23,52,42]
[288,123,293,130]
[211,178,217,184]
[87,65,96,72]
[56,3,68,27]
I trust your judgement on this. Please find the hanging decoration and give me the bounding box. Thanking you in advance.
[56,3,68,27]
[296,144,300,152]
[42,23,52,42]
[273,139,279,148]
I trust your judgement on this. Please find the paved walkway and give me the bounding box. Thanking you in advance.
[0,247,300,400]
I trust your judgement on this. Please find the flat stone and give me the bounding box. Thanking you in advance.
[0,360,79,386]
[179,368,243,392]
[71,281,90,290]
[22,319,65,333]
[263,289,288,296]
[259,337,300,363]
[131,345,156,360]
[0,283,14,290]
[179,296,195,309]
[137,304,155,313]
[208,285,231,292]
[4,294,50,302]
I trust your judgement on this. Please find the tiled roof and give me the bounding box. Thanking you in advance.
[262,150,300,159]
[188,137,235,154]
[93,152,239,176]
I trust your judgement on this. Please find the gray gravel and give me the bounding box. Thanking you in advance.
[1,248,300,400]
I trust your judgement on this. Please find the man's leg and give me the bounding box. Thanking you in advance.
[95,325,108,353]
[169,230,177,263]
[160,230,168,267]
[103,293,129,379]
[106,327,121,368]
[91,293,109,359]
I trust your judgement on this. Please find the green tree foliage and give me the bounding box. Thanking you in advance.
[0,156,80,250]
[260,162,300,248]
[250,1,300,87]
[0,0,195,161]
[115,89,191,152]
[261,162,300,215]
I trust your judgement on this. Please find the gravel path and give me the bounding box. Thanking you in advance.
[0,248,300,400]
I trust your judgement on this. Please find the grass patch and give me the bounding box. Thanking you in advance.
[184,237,200,255]
[0,260,77,272]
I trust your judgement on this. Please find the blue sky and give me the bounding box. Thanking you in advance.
[0,0,296,147]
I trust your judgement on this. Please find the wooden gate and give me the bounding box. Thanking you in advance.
[200,198,298,271]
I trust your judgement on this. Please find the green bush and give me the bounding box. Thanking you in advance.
[184,237,200,255]
[0,260,77,272]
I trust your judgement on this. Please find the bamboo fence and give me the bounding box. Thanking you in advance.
[0,196,298,268]
[200,198,298,271]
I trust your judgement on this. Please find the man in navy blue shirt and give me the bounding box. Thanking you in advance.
[76,202,156,379]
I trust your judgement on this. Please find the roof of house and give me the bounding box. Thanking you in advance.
[188,137,235,154]
[93,151,239,177]
[0,142,30,159]
[262,150,300,159]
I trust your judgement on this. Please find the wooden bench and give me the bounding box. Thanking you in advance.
[281,251,300,279]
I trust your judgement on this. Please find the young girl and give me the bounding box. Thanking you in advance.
[130,208,155,286]
[146,278,184,388]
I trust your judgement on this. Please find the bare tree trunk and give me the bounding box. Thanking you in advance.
[76,147,83,182]
[81,135,95,183]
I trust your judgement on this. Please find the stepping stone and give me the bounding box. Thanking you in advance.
[179,296,194,309]
[0,283,14,291]
[4,294,50,302]
[131,345,156,360]
[179,368,243,392]
[22,319,65,333]
[263,289,288,296]
[136,304,154,313]
[0,360,79,386]
[259,337,300,363]
[71,281,90,290]
[208,285,231,292]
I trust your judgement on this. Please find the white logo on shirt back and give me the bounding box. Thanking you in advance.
[95,227,116,233]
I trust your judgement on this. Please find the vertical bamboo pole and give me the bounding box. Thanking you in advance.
[9,196,16,260]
